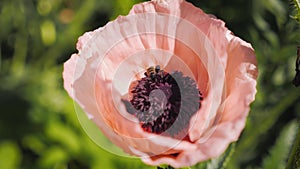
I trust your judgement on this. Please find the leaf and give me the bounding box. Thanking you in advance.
[0,141,21,169]
[233,88,300,165]
[38,146,68,168]
[193,162,207,169]
[291,0,300,22]
[45,120,81,155]
[206,143,236,169]
[286,122,300,169]
[111,0,141,19]
[261,121,298,169]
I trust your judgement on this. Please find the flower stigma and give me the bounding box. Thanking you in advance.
[122,65,203,136]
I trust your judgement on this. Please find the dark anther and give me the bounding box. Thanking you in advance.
[123,66,203,135]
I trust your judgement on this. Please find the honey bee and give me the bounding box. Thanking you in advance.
[144,65,162,79]
[293,46,300,87]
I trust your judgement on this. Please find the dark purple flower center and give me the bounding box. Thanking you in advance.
[122,66,203,136]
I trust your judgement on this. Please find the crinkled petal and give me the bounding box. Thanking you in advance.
[65,25,198,158]
[63,0,258,167]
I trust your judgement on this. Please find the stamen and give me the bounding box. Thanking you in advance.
[123,66,203,135]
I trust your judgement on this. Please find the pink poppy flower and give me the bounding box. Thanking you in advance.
[63,0,258,168]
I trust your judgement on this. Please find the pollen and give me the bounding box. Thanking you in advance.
[122,67,203,136]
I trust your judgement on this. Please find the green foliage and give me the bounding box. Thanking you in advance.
[291,0,300,22]
[0,141,21,169]
[111,0,142,19]
[262,121,298,169]
[0,0,300,169]
[286,126,300,169]
[206,144,235,169]
[191,143,235,169]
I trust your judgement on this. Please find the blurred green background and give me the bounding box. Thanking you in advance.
[0,0,299,169]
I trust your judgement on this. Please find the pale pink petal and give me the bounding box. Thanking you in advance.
[63,54,77,98]
[76,31,96,50]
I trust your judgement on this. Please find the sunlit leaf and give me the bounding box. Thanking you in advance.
[38,147,68,168]
[111,0,141,19]
[0,141,21,169]
[45,120,81,155]
[291,0,300,22]
[41,20,56,46]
